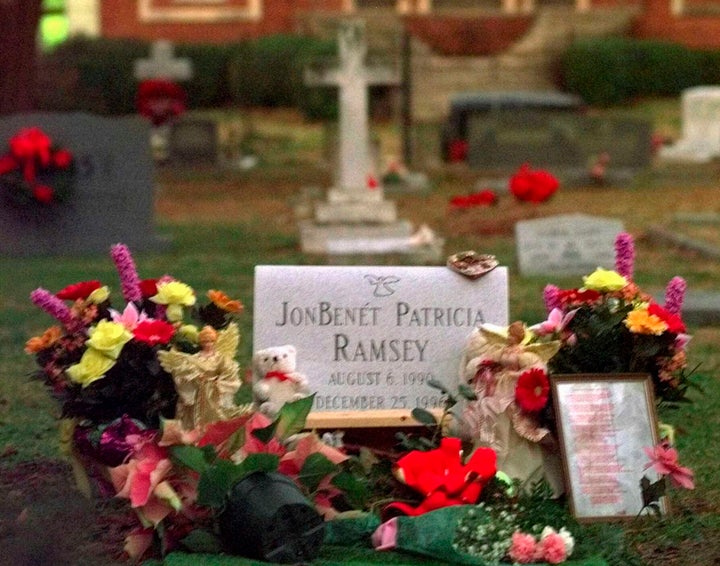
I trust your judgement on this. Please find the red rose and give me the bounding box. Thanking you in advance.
[648,303,686,334]
[32,184,54,204]
[133,319,175,346]
[447,139,468,163]
[56,280,102,301]
[515,368,550,412]
[0,154,17,175]
[53,149,73,169]
[139,278,159,298]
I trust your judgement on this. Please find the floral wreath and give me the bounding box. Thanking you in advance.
[136,79,187,127]
[0,127,76,206]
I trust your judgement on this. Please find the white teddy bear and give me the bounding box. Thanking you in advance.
[251,345,311,418]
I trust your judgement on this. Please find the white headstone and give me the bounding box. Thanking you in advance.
[660,86,720,162]
[253,265,508,412]
[134,40,193,82]
[515,214,624,276]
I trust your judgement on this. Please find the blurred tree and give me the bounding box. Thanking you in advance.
[0,0,43,114]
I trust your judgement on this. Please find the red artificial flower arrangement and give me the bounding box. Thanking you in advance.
[509,163,559,204]
[0,127,75,206]
[136,79,187,127]
[449,189,498,210]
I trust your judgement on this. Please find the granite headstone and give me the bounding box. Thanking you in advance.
[0,112,166,256]
[515,214,624,276]
[253,265,508,412]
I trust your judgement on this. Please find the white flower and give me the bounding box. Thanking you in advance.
[540,526,575,557]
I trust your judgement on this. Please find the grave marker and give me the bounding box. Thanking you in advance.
[253,265,508,423]
[515,214,624,276]
[134,40,193,82]
[168,118,218,165]
[0,112,167,256]
[661,86,720,163]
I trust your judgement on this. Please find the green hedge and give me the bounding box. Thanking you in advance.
[37,35,337,119]
[561,38,720,106]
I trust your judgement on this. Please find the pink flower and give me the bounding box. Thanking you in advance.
[232,412,285,462]
[644,443,695,489]
[110,302,148,331]
[614,232,635,280]
[111,243,142,303]
[531,307,576,336]
[278,433,348,476]
[372,518,399,551]
[540,532,568,564]
[664,276,687,316]
[543,284,561,313]
[508,531,537,563]
[30,287,77,329]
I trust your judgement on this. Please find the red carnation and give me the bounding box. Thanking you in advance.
[32,184,54,204]
[515,368,550,412]
[56,280,102,301]
[648,303,686,334]
[509,163,559,204]
[133,319,175,346]
[558,288,601,307]
[53,149,73,169]
[0,154,17,175]
[139,278,159,298]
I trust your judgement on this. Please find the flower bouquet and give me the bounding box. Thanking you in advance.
[0,126,75,206]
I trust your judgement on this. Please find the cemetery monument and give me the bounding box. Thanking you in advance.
[660,86,720,163]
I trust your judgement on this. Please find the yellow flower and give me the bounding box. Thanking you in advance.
[67,348,116,387]
[87,320,132,359]
[177,324,200,344]
[151,281,196,322]
[87,285,110,304]
[582,268,628,292]
[624,308,668,335]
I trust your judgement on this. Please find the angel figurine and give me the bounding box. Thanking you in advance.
[158,323,245,430]
[453,321,563,493]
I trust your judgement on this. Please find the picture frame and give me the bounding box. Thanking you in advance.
[551,373,668,521]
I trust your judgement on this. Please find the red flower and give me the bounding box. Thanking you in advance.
[367,175,379,189]
[136,79,187,127]
[56,280,102,301]
[558,288,601,307]
[515,368,550,412]
[648,303,686,334]
[449,189,497,209]
[0,154,17,175]
[509,163,559,203]
[53,149,73,169]
[32,184,54,204]
[447,139,468,162]
[10,127,52,165]
[139,279,159,298]
[133,319,176,346]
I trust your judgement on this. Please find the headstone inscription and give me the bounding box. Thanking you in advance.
[253,265,509,414]
[660,86,720,162]
[515,214,624,277]
[0,112,167,256]
[299,21,443,258]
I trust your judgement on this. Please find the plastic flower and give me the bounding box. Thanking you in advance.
[614,232,635,280]
[110,302,148,331]
[151,281,196,322]
[515,368,550,412]
[648,303,685,334]
[624,308,668,335]
[133,319,176,346]
[56,280,102,301]
[508,531,537,563]
[530,307,576,337]
[139,278,159,299]
[582,268,628,292]
[279,432,348,476]
[66,348,117,387]
[24,326,63,354]
[541,527,574,557]
[509,163,559,203]
[177,324,200,344]
[207,289,244,314]
[87,320,133,359]
[539,531,568,564]
[644,443,694,489]
[664,276,687,316]
[30,287,76,329]
[110,243,142,303]
[87,285,110,304]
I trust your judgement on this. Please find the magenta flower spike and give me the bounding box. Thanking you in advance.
[614,232,635,280]
[110,243,142,303]
[30,288,76,329]
[543,284,561,313]
[664,276,687,316]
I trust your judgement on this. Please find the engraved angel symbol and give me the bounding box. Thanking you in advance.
[364,274,400,297]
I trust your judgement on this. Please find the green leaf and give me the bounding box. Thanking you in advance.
[251,421,278,444]
[298,452,337,492]
[197,459,246,508]
[170,444,216,473]
[241,452,280,475]
[180,529,223,554]
[275,394,315,441]
[427,378,449,395]
[458,383,478,401]
[411,407,438,427]
[331,470,368,508]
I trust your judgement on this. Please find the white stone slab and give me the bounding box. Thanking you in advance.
[660,86,720,162]
[515,214,624,276]
[253,265,508,412]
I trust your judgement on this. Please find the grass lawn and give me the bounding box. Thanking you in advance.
[1,100,719,564]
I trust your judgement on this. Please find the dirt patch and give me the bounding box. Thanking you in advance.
[0,460,132,566]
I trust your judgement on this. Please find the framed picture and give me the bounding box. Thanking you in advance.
[551,373,668,521]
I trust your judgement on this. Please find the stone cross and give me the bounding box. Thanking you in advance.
[305,20,399,192]
[134,40,193,82]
